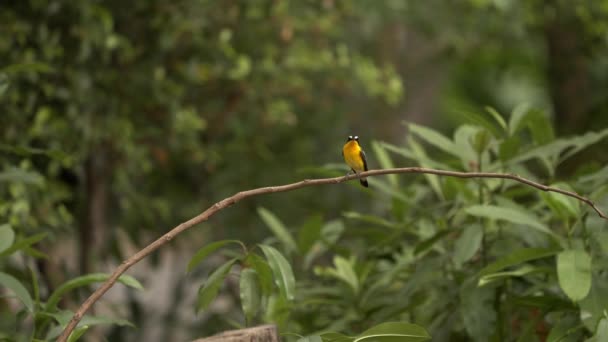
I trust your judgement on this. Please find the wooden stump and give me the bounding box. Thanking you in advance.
[193,324,280,342]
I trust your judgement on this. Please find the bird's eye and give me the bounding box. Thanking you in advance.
[354,136,359,140]
[347,135,353,141]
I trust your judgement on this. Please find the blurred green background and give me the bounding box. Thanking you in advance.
[1,0,608,341]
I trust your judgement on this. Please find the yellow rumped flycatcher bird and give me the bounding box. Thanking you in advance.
[342,135,369,187]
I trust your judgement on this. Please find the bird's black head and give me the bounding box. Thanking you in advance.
[347,135,359,142]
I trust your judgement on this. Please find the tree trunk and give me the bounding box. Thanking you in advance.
[544,15,590,135]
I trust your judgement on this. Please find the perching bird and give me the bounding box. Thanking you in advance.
[342,135,368,187]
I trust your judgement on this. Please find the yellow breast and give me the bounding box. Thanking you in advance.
[343,141,364,172]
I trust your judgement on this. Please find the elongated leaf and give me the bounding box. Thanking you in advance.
[465,204,562,242]
[380,142,452,170]
[197,258,237,313]
[333,256,359,294]
[247,253,274,296]
[343,212,397,229]
[557,249,592,301]
[408,137,444,199]
[258,207,297,253]
[593,318,608,342]
[298,215,323,254]
[2,62,53,74]
[580,279,608,331]
[320,332,353,342]
[460,278,495,341]
[409,123,459,157]
[0,168,44,185]
[371,141,398,187]
[479,247,559,276]
[485,107,507,132]
[0,272,34,312]
[511,294,575,311]
[510,128,608,167]
[298,335,323,342]
[0,232,47,257]
[45,310,135,340]
[479,265,552,286]
[414,229,450,255]
[239,268,261,324]
[187,240,243,272]
[0,224,15,254]
[259,244,296,301]
[540,183,580,221]
[452,107,502,137]
[454,225,483,266]
[355,322,431,342]
[46,273,143,310]
[508,103,530,135]
[0,73,8,97]
[67,326,89,342]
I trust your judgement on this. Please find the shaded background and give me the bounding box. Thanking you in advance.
[1,0,608,341]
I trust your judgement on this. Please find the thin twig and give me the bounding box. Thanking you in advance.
[57,167,607,341]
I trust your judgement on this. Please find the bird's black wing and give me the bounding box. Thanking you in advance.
[360,149,368,171]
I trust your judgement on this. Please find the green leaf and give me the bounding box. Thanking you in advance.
[1,62,54,74]
[332,256,359,295]
[46,273,143,310]
[0,232,47,257]
[508,103,530,135]
[297,335,323,342]
[593,318,608,342]
[0,272,34,312]
[371,141,398,187]
[196,258,237,313]
[511,294,575,311]
[0,73,8,97]
[259,244,296,301]
[0,224,15,254]
[45,310,135,340]
[414,229,450,255]
[408,137,444,199]
[355,322,431,342]
[540,183,580,221]
[465,204,562,242]
[525,109,554,145]
[380,142,452,170]
[579,279,608,331]
[239,268,261,324]
[478,265,552,287]
[479,247,559,276]
[343,212,397,229]
[557,249,592,302]
[510,128,608,168]
[485,107,507,132]
[320,332,353,342]
[454,225,483,266]
[498,136,520,162]
[408,123,459,158]
[67,326,89,342]
[246,253,274,296]
[187,240,243,273]
[453,108,503,138]
[460,278,496,341]
[0,168,44,185]
[258,207,298,253]
[298,215,323,254]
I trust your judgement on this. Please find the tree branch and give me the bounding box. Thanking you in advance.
[57,167,607,341]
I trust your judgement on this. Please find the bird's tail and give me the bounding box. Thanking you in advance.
[360,178,368,187]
